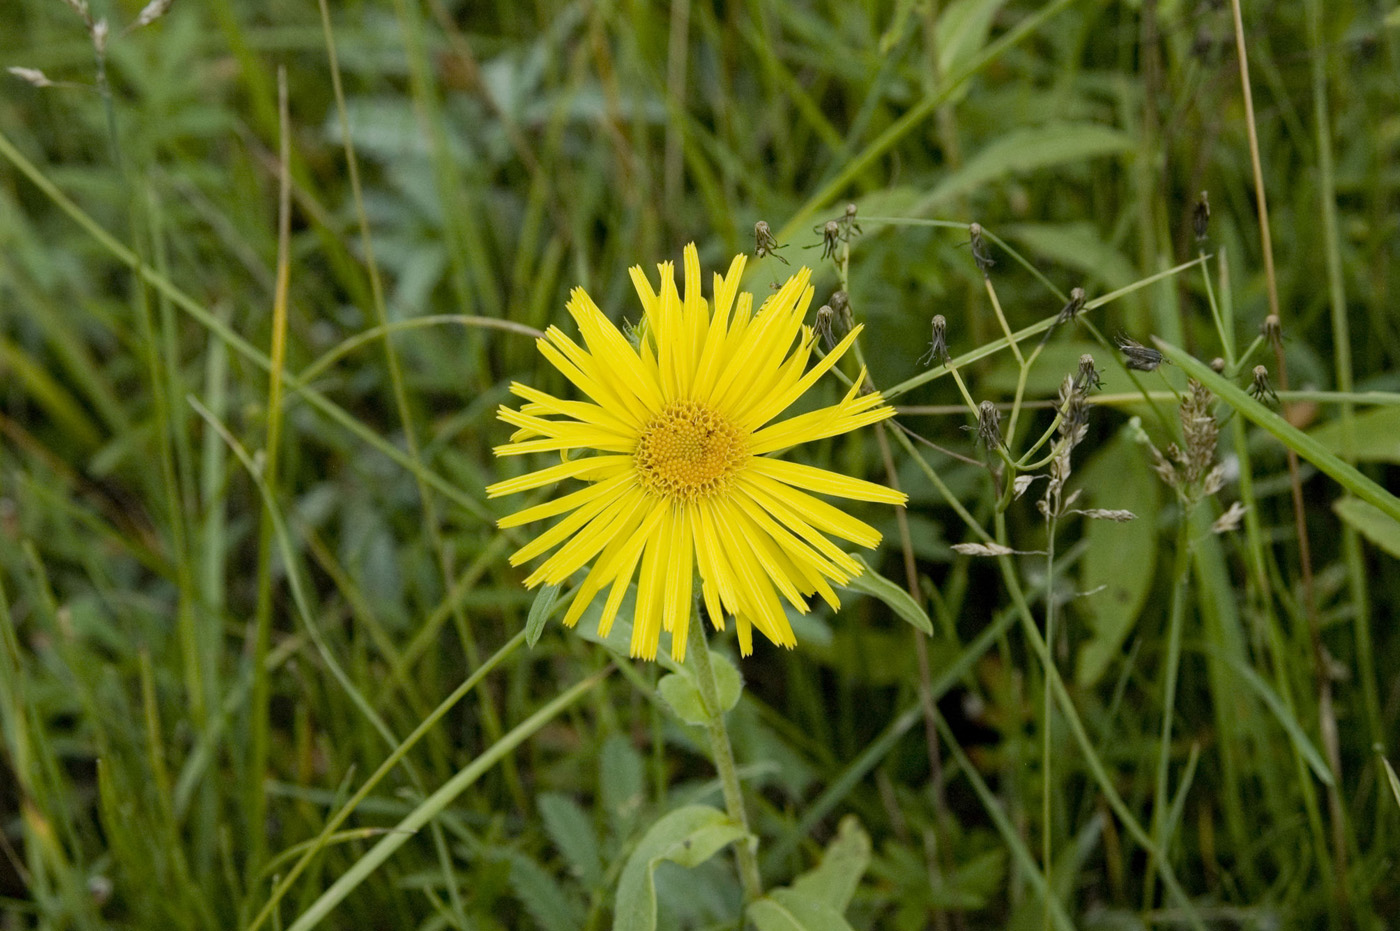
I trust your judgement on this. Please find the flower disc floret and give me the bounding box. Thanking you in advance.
[634,401,748,501]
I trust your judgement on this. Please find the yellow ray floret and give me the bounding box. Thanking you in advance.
[490,243,908,661]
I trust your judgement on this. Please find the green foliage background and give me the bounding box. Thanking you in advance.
[1,0,1398,928]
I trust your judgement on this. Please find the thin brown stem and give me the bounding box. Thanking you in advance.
[1230,0,1345,910]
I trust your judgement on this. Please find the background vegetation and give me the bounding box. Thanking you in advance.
[1,0,1398,928]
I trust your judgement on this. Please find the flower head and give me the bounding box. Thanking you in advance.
[488,244,907,661]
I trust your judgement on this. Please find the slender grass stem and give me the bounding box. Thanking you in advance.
[316,0,522,829]
[1145,517,1191,909]
[1041,519,1057,931]
[246,67,294,873]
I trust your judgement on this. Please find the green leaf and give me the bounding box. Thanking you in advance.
[659,649,742,725]
[1074,428,1160,686]
[936,0,1010,82]
[1002,222,1139,291]
[1213,652,1334,786]
[1158,343,1400,525]
[1382,756,1400,809]
[838,554,933,635]
[501,848,585,931]
[539,792,603,888]
[877,0,920,55]
[601,735,646,839]
[706,650,744,713]
[1307,407,1400,464]
[526,583,562,647]
[1334,497,1400,559]
[788,816,870,913]
[917,124,1134,211]
[748,888,855,931]
[613,806,748,931]
[657,673,708,725]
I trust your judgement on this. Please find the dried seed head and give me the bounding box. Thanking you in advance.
[840,203,863,239]
[91,18,109,53]
[1210,357,1226,373]
[8,66,53,88]
[1141,381,1226,505]
[829,290,853,331]
[1150,444,1180,488]
[1201,463,1226,498]
[814,305,835,349]
[1179,379,1220,486]
[968,223,995,276]
[754,221,788,264]
[1074,353,1102,394]
[1040,374,1089,519]
[1078,508,1137,522]
[976,400,1002,448]
[1212,501,1247,534]
[952,542,1016,557]
[131,0,175,29]
[818,219,842,260]
[1012,474,1039,499]
[1039,286,1088,347]
[1058,288,1087,325]
[1248,364,1278,406]
[1262,314,1282,349]
[919,314,949,366]
[1114,332,1166,372]
[1192,191,1211,242]
[1057,374,1089,447]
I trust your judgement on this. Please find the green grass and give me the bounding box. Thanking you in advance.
[2,1,1398,928]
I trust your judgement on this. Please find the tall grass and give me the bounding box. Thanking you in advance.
[1,1,1397,928]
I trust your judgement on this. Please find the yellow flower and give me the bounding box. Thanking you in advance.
[487,244,907,661]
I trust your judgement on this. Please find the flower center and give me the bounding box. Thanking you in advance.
[634,401,748,501]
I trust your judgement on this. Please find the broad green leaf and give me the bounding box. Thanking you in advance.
[936,0,1010,86]
[657,673,708,725]
[838,554,933,635]
[658,651,742,725]
[539,792,603,888]
[705,650,743,713]
[916,124,1134,212]
[1334,498,1400,559]
[613,806,747,931]
[788,816,870,913]
[748,888,855,931]
[1074,428,1160,686]
[1003,222,1139,291]
[1307,407,1400,463]
[601,735,646,839]
[526,583,562,647]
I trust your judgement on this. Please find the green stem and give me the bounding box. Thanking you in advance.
[687,618,763,904]
[1041,518,1057,931]
[1145,515,1191,908]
